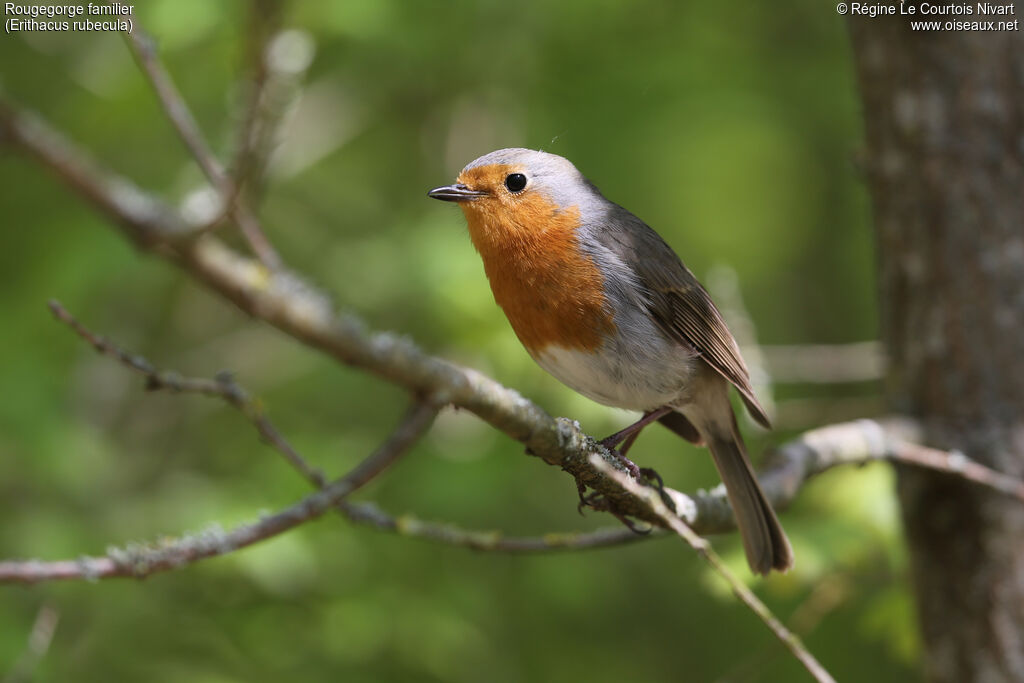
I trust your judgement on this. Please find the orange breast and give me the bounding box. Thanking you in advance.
[459,190,616,355]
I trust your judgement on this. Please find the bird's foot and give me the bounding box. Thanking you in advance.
[576,479,589,515]
[577,488,651,534]
[595,439,674,514]
[576,484,606,515]
[640,467,677,514]
[613,511,652,535]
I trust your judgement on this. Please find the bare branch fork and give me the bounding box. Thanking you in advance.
[594,458,836,683]
[41,301,648,567]
[0,392,438,584]
[121,15,282,268]
[4,301,1019,589]
[47,300,328,487]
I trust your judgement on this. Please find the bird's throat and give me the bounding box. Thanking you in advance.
[460,201,616,355]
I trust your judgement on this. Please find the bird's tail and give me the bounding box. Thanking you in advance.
[706,414,793,575]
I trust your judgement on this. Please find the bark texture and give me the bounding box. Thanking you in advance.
[848,16,1024,683]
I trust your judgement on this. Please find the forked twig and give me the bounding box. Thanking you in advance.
[43,300,644,561]
[591,456,836,683]
[0,401,437,584]
[47,299,325,486]
[337,501,648,552]
[121,18,281,268]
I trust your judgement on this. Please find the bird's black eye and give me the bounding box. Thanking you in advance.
[504,173,527,193]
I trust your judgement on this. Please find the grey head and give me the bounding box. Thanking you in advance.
[428,147,607,213]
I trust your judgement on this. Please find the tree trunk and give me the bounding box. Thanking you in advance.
[848,15,1024,683]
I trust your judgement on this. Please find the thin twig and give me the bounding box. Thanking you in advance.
[48,299,325,486]
[232,1,277,186]
[0,99,190,247]
[714,573,856,683]
[120,27,218,188]
[795,418,1024,504]
[337,501,649,551]
[0,402,436,585]
[892,438,1024,500]
[591,456,837,683]
[228,0,300,211]
[342,401,441,490]
[120,17,282,269]
[2,605,59,683]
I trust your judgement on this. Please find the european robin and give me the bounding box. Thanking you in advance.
[429,148,793,575]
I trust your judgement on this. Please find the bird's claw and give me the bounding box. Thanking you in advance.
[577,453,674,526]
[576,479,590,515]
[579,490,651,535]
[613,511,652,535]
[640,466,677,514]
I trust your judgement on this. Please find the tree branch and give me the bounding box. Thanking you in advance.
[0,401,437,585]
[47,299,327,487]
[121,17,281,268]
[591,456,837,683]
[31,299,1024,573]
[337,501,648,552]
[228,1,307,211]
[0,99,189,247]
[230,0,280,202]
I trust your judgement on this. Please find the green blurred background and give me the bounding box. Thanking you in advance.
[0,1,916,681]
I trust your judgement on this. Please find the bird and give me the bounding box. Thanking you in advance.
[428,148,793,575]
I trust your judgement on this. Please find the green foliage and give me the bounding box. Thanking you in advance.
[0,1,916,681]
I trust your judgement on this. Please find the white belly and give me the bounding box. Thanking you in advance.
[523,230,700,412]
[532,324,697,411]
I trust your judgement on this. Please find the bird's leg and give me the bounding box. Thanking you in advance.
[600,406,673,451]
[599,406,674,479]
[618,430,642,457]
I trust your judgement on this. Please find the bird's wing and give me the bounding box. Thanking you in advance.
[592,207,771,428]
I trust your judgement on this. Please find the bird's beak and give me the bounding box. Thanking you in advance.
[427,184,488,202]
